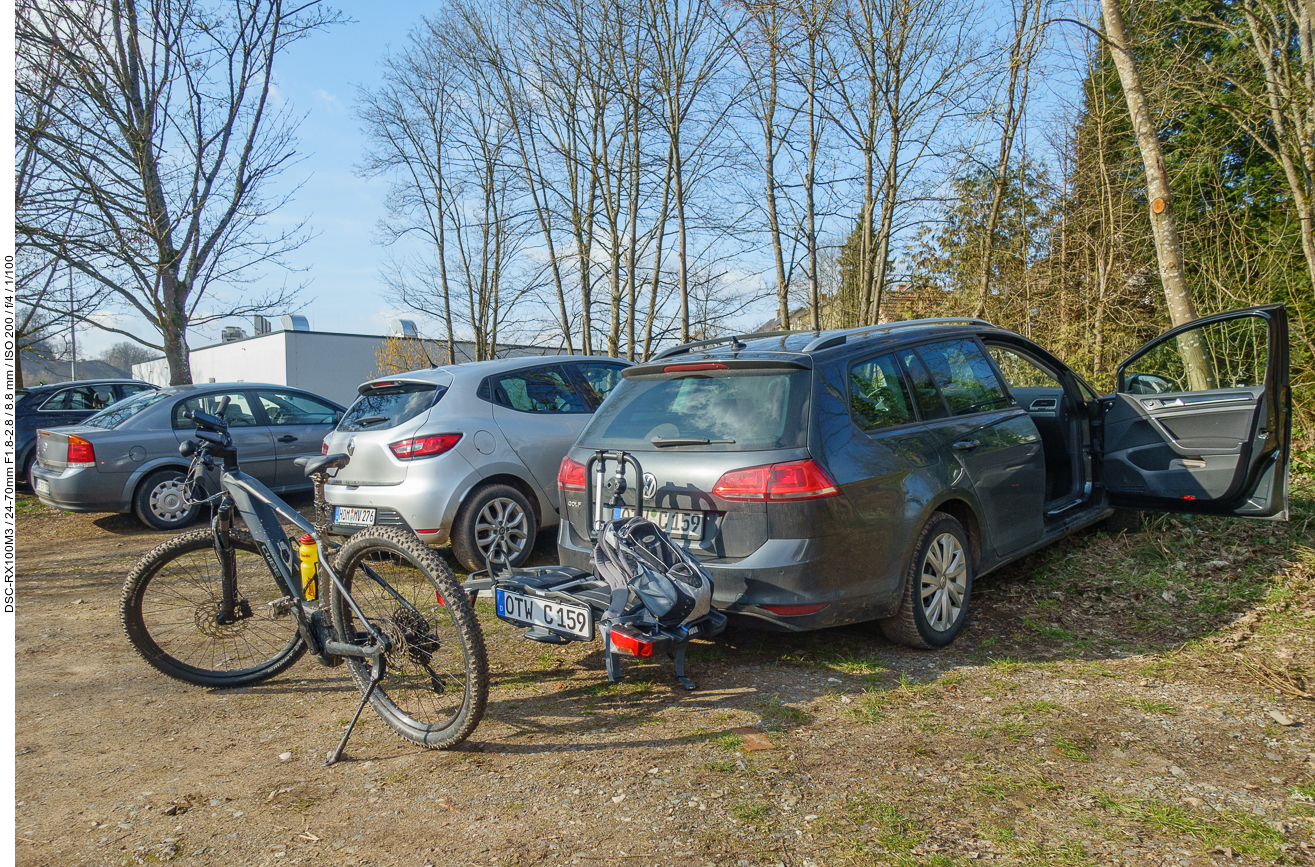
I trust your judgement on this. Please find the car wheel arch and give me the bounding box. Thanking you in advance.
[930,497,984,573]
[470,472,543,528]
[125,460,198,503]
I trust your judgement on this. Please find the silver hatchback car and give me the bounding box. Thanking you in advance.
[322,356,630,571]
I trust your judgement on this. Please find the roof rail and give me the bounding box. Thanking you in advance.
[799,317,992,353]
[651,330,795,361]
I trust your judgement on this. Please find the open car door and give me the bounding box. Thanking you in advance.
[1099,304,1290,519]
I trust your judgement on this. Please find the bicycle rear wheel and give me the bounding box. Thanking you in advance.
[120,528,306,687]
[330,527,488,750]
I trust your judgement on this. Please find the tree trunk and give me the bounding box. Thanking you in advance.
[1101,0,1210,389]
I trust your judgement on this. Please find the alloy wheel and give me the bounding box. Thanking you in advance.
[919,532,967,632]
[473,497,529,565]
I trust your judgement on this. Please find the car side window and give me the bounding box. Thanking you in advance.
[173,392,261,428]
[849,354,915,431]
[572,362,628,407]
[898,349,950,420]
[1120,314,1268,394]
[986,346,1061,389]
[492,366,590,414]
[40,386,107,411]
[913,339,1010,416]
[118,384,155,400]
[257,390,340,425]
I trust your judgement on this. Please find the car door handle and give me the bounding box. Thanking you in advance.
[278,435,298,443]
[953,440,980,452]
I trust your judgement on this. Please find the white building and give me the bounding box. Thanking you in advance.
[133,319,562,406]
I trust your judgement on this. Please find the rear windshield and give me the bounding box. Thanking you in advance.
[82,390,170,429]
[579,370,811,451]
[339,383,444,432]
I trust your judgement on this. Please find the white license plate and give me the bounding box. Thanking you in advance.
[34,478,50,495]
[614,507,705,540]
[334,507,376,526]
[496,589,592,639]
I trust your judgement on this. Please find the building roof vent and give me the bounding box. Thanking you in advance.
[389,319,419,338]
[221,326,247,343]
[281,314,310,332]
[252,315,272,335]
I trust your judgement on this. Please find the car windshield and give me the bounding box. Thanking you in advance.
[82,390,170,429]
[578,369,811,451]
[339,383,444,432]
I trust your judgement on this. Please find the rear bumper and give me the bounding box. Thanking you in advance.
[30,464,130,513]
[557,529,900,632]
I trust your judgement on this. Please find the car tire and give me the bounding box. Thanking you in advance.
[134,468,202,531]
[1103,508,1143,535]
[879,512,973,649]
[21,451,35,490]
[451,484,537,573]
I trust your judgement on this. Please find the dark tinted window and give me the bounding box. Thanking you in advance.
[492,366,589,414]
[40,385,110,411]
[573,362,628,406]
[173,392,261,428]
[118,383,156,399]
[899,349,949,421]
[913,339,1010,416]
[83,390,170,429]
[339,383,442,432]
[580,370,811,451]
[257,390,340,425]
[850,354,914,430]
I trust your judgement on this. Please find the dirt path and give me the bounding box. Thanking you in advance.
[14,492,1315,867]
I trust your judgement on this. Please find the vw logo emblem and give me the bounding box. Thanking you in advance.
[347,437,356,456]
[642,473,657,499]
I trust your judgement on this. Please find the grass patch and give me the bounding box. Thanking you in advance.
[699,759,737,773]
[1053,737,1092,762]
[731,802,769,824]
[1128,697,1178,715]
[709,732,743,751]
[1095,793,1283,858]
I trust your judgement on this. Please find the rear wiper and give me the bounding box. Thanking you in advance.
[351,415,389,428]
[651,436,735,447]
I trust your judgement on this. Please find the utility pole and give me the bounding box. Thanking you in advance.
[68,267,77,381]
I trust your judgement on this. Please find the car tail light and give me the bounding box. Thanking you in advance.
[67,435,96,468]
[712,459,840,502]
[663,362,728,373]
[321,440,328,455]
[762,603,829,616]
[389,433,461,459]
[558,456,587,491]
[608,625,672,658]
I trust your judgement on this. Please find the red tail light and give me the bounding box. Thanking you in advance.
[389,433,461,459]
[610,628,656,658]
[762,603,829,616]
[67,435,96,468]
[712,459,839,502]
[558,456,587,491]
[321,440,329,455]
[664,362,728,373]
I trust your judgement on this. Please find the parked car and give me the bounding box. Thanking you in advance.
[321,356,631,571]
[556,305,1291,648]
[32,383,345,530]
[16,379,159,488]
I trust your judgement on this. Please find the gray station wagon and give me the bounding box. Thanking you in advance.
[555,306,1290,648]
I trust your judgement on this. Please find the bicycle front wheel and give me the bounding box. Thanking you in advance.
[120,528,306,687]
[330,527,488,750]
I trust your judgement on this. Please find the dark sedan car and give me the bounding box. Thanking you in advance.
[557,305,1290,648]
[16,379,159,487]
[32,383,345,529]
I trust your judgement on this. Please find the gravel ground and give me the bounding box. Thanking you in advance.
[14,492,1315,867]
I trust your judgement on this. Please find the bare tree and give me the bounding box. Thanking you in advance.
[15,0,339,384]
[1099,0,1210,388]
[100,341,159,374]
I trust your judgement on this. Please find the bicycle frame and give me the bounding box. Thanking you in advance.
[212,467,389,665]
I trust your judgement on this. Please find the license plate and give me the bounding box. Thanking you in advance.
[34,478,50,495]
[496,589,593,639]
[614,507,705,540]
[334,506,376,526]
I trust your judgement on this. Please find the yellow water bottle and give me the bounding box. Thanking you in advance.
[298,533,318,600]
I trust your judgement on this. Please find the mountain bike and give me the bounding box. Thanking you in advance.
[119,402,488,762]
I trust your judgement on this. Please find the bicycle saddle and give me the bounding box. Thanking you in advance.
[296,453,350,477]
